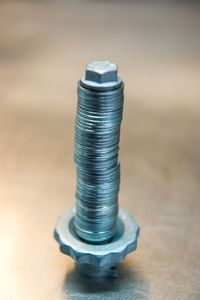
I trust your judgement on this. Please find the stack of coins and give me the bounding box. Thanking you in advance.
[74,81,124,243]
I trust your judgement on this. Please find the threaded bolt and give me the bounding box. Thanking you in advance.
[74,61,123,244]
[54,61,139,278]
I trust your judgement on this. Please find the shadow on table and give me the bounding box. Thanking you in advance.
[63,260,149,300]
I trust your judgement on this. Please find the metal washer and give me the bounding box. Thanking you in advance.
[80,76,122,91]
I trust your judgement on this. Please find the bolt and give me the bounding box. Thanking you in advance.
[54,61,139,277]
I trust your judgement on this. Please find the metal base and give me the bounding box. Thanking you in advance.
[54,208,139,278]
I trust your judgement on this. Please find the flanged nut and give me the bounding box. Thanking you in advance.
[54,208,139,276]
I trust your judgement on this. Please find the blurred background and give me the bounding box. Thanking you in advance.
[0,0,200,299]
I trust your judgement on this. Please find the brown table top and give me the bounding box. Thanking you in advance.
[0,1,200,299]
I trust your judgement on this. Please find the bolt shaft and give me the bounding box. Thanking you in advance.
[74,62,124,243]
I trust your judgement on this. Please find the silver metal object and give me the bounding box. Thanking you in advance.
[54,209,139,278]
[75,62,123,244]
[81,61,122,91]
[54,61,139,277]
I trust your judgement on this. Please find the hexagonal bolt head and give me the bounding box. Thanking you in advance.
[85,61,118,84]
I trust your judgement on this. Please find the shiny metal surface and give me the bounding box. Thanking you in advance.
[0,0,200,299]
[75,65,124,243]
[55,209,139,277]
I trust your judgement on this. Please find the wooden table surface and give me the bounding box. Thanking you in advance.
[0,1,200,299]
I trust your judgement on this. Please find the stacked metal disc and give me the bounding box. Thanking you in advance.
[74,78,124,244]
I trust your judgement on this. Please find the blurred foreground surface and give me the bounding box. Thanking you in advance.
[0,0,200,299]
